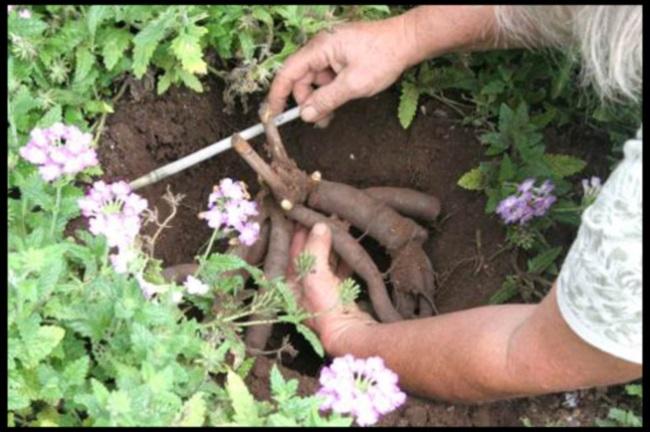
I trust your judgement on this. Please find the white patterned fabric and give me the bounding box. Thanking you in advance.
[556,127,642,364]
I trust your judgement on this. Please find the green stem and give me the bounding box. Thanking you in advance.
[196,229,220,276]
[91,112,107,147]
[50,183,63,240]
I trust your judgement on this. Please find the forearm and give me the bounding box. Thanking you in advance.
[327,304,535,403]
[400,5,513,67]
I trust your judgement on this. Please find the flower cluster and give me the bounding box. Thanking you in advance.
[496,178,556,225]
[19,123,98,182]
[316,355,406,426]
[78,181,148,273]
[8,6,31,18]
[581,176,602,206]
[199,178,260,246]
[184,275,210,296]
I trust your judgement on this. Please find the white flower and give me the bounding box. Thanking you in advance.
[184,275,210,296]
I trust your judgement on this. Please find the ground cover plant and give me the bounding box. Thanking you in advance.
[8,5,641,427]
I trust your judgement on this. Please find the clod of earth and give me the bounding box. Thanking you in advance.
[163,102,442,361]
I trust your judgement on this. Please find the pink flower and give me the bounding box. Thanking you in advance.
[19,123,99,182]
[78,181,148,253]
[200,178,259,246]
[316,355,406,426]
[18,9,31,19]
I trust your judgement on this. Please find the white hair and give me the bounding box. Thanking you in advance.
[494,6,642,103]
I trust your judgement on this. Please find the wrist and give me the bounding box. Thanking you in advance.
[401,5,499,66]
[319,307,378,356]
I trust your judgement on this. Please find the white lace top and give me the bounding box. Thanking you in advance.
[557,128,642,364]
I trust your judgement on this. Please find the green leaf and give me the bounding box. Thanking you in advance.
[63,356,91,387]
[269,364,285,396]
[527,246,562,274]
[21,325,66,368]
[488,280,519,304]
[87,5,110,38]
[398,81,419,129]
[100,28,132,71]
[171,25,208,75]
[225,369,260,426]
[498,154,516,182]
[107,390,131,417]
[174,392,206,426]
[625,384,643,398]
[457,167,485,190]
[37,104,63,128]
[74,47,95,84]
[543,153,587,178]
[132,9,176,78]
[295,323,324,357]
[179,69,203,92]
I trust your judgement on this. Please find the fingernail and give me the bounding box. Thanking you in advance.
[301,106,318,122]
[313,223,327,236]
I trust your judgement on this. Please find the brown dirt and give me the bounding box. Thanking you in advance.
[97,76,621,426]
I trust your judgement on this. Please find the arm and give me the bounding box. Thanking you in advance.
[290,223,641,403]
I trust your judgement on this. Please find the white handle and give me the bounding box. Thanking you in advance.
[129,106,302,190]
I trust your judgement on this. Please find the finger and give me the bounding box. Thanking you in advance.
[314,69,336,86]
[292,72,316,106]
[267,44,330,115]
[287,226,309,279]
[302,223,335,285]
[301,71,359,123]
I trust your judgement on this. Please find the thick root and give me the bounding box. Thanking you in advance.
[308,180,428,250]
[287,204,403,323]
[389,243,438,318]
[364,187,441,223]
[246,199,293,352]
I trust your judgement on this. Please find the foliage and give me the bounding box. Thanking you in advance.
[595,383,643,427]
[399,48,639,302]
[9,6,401,425]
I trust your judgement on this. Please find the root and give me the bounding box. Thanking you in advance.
[309,180,428,250]
[287,204,403,323]
[364,187,441,222]
[245,198,294,352]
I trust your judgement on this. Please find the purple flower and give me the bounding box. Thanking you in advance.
[199,178,259,246]
[18,8,30,19]
[496,179,556,225]
[19,123,98,182]
[238,221,260,246]
[78,181,148,253]
[316,355,406,426]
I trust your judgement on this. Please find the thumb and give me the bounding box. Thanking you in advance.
[301,73,357,123]
[302,222,335,283]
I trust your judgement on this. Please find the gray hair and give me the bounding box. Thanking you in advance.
[494,6,642,103]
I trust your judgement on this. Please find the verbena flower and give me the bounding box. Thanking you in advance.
[18,8,30,18]
[184,275,210,296]
[78,181,148,273]
[199,178,260,246]
[19,123,98,182]
[496,178,556,225]
[316,355,406,426]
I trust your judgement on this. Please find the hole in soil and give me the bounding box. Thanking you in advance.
[96,76,616,425]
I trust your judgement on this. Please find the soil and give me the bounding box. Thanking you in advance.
[97,76,625,426]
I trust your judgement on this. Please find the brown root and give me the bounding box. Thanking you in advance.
[389,243,438,318]
[364,187,441,223]
[308,180,428,250]
[287,204,403,323]
[245,198,294,352]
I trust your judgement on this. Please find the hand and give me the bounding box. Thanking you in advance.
[287,223,376,353]
[267,14,417,123]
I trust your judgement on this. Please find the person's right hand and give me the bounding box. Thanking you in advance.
[267,14,418,123]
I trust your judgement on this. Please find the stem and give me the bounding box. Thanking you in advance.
[197,229,219,274]
[91,112,107,147]
[50,183,63,240]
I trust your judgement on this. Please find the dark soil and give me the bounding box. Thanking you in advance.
[97,76,624,426]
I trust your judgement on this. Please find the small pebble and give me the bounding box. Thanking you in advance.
[349,153,355,160]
